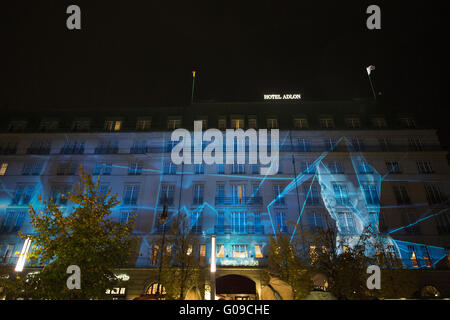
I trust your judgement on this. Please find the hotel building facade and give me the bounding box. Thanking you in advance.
[1,100,450,299]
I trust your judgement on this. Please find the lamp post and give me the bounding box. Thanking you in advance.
[210,235,216,300]
[156,199,169,299]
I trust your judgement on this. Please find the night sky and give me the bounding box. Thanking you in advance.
[1,1,449,142]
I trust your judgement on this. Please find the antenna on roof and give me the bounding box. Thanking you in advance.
[191,70,196,105]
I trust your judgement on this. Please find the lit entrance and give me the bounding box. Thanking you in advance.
[216,274,257,300]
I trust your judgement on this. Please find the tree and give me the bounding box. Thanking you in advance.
[266,232,313,299]
[156,212,203,300]
[304,226,418,299]
[1,166,137,299]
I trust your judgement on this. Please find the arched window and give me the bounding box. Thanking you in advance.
[146,283,166,295]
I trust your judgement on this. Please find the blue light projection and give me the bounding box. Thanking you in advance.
[1,132,448,270]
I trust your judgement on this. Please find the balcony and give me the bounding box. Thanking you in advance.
[215,197,263,206]
[214,225,264,234]
[26,147,51,155]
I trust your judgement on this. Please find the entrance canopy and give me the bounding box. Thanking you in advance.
[216,275,256,294]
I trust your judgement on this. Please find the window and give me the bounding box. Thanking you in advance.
[300,161,315,174]
[358,161,372,174]
[324,138,337,151]
[369,212,378,231]
[408,246,419,267]
[128,162,143,175]
[231,119,244,129]
[217,244,225,258]
[216,185,225,204]
[273,185,285,205]
[305,185,321,205]
[11,185,34,205]
[346,117,360,129]
[308,212,323,232]
[276,212,288,233]
[232,212,247,233]
[400,117,416,128]
[379,138,392,151]
[408,137,423,151]
[232,245,248,258]
[231,178,246,194]
[163,162,177,175]
[251,164,260,174]
[8,121,27,132]
[422,246,432,268]
[159,185,175,205]
[2,244,14,264]
[386,161,401,174]
[338,212,356,234]
[217,164,225,174]
[328,161,343,174]
[2,211,26,233]
[120,211,131,224]
[363,184,379,206]
[350,137,364,151]
[218,118,227,130]
[167,119,181,129]
[267,118,278,129]
[200,244,206,265]
[191,211,202,233]
[27,140,51,154]
[196,119,208,129]
[136,119,151,131]
[93,162,112,175]
[372,117,387,128]
[294,118,308,129]
[297,139,311,152]
[254,213,263,234]
[333,184,349,205]
[424,184,444,205]
[38,119,59,132]
[61,141,85,154]
[193,184,204,205]
[56,162,78,176]
[194,163,204,174]
[255,245,263,258]
[123,185,140,206]
[393,186,410,205]
[95,140,118,154]
[0,163,8,175]
[104,120,122,132]
[248,118,257,129]
[319,118,334,129]
[0,141,17,155]
[150,245,159,265]
[130,141,147,154]
[50,185,70,205]
[417,161,433,174]
[231,163,245,174]
[71,119,90,132]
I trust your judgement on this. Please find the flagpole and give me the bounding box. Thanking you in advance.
[367,73,376,100]
[191,70,196,105]
[366,66,377,100]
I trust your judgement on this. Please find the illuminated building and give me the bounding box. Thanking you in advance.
[0,100,449,299]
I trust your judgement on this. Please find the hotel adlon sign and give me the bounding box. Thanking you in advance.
[264,93,301,100]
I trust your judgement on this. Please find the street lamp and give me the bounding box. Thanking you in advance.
[210,235,216,300]
[156,199,169,299]
[15,237,31,272]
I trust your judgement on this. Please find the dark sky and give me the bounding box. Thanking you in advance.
[1,1,448,111]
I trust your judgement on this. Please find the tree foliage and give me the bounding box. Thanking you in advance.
[154,212,203,300]
[0,166,136,299]
[266,233,313,299]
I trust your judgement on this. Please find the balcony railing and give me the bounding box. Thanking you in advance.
[214,225,264,234]
[215,197,263,206]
